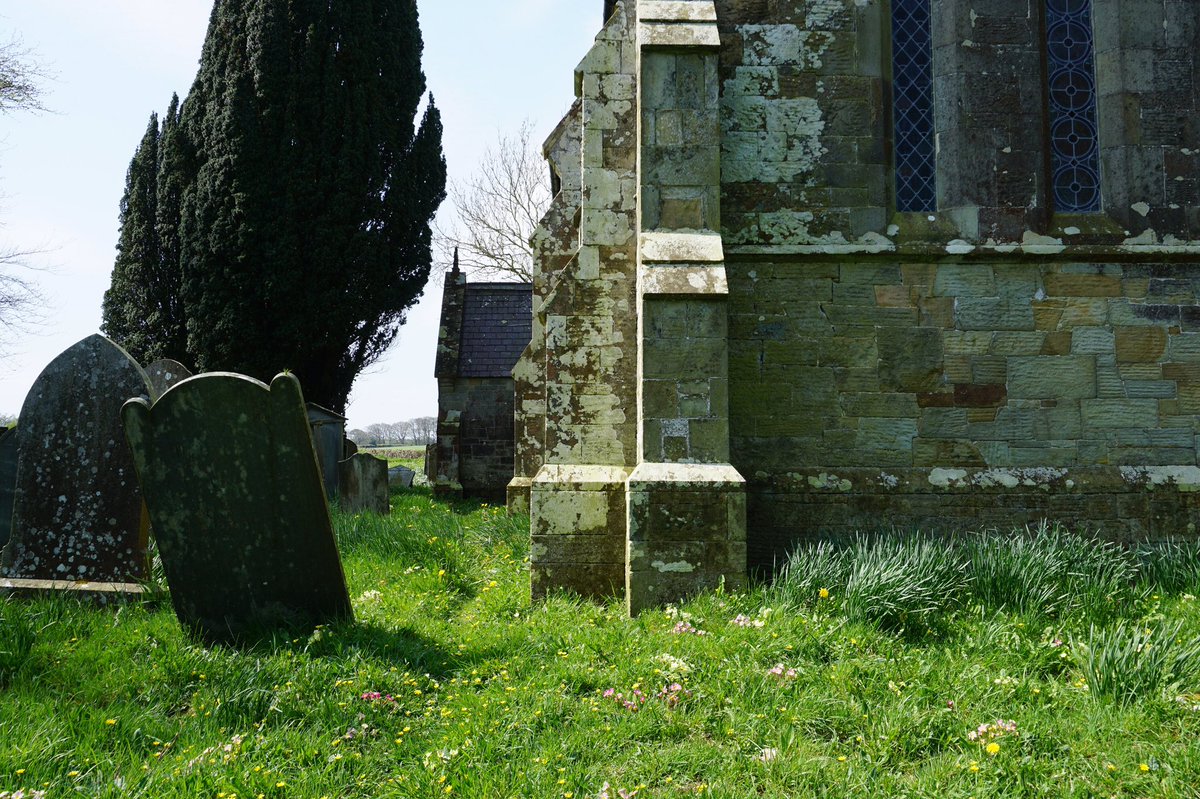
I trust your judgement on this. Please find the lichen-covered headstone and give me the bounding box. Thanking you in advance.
[123,372,353,643]
[339,453,390,515]
[2,335,151,581]
[144,359,193,400]
[0,426,17,550]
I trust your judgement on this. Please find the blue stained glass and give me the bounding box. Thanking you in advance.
[891,0,936,212]
[1045,0,1102,212]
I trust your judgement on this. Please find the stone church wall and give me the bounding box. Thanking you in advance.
[518,0,1200,607]
[715,0,1200,570]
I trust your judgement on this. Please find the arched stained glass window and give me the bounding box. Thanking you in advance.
[891,0,936,212]
[1045,0,1101,212]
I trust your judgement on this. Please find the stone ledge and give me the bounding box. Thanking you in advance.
[627,461,745,488]
[533,464,631,490]
[742,466,1200,494]
[726,242,1200,261]
[0,578,159,604]
[638,22,720,48]
[641,231,724,264]
[639,1,717,23]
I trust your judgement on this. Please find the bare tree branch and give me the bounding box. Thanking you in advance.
[436,120,551,283]
[0,34,50,115]
[0,29,51,350]
[0,243,46,356]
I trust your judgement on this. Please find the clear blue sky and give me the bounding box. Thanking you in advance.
[0,1,598,429]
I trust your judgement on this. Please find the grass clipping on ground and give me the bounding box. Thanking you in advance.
[2,501,1200,798]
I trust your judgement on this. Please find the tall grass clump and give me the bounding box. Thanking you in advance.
[963,522,1139,620]
[0,599,34,684]
[1072,619,1200,705]
[1136,539,1200,594]
[841,536,969,633]
[776,540,852,605]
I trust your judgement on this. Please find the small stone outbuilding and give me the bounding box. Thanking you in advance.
[430,265,532,503]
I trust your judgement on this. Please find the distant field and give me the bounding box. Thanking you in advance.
[361,446,425,470]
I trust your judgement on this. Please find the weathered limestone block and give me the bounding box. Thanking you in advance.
[531,465,630,599]
[626,462,746,614]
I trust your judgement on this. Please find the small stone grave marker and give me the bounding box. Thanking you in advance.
[339,453,391,515]
[123,372,353,643]
[2,335,151,582]
[0,426,16,550]
[388,464,415,488]
[144,359,193,399]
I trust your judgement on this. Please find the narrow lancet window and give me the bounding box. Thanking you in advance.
[1045,0,1101,212]
[891,0,936,212]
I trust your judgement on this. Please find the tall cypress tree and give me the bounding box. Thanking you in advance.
[177,0,446,412]
[103,94,192,366]
[103,0,446,412]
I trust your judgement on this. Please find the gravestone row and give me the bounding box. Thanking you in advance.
[0,335,391,643]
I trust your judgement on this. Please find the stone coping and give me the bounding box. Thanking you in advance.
[726,242,1200,261]
[533,464,632,490]
[628,461,745,487]
[638,1,717,23]
[641,231,724,264]
[743,466,1200,494]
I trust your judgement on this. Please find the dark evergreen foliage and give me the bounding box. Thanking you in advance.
[103,105,190,364]
[103,0,445,412]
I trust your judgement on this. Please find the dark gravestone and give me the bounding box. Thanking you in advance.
[2,335,151,581]
[144,359,193,400]
[388,465,416,488]
[343,437,359,458]
[338,453,391,515]
[0,427,16,550]
[123,372,353,643]
[306,403,346,499]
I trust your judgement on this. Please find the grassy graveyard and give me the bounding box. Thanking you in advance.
[3,493,1200,798]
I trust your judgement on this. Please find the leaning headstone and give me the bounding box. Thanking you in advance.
[388,465,415,488]
[123,372,353,643]
[0,426,16,550]
[144,359,193,400]
[339,453,391,515]
[2,335,151,582]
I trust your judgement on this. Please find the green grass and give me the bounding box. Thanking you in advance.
[2,507,1200,798]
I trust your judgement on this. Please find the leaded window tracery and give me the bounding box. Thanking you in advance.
[891,0,937,212]
[1045,0,1102,212]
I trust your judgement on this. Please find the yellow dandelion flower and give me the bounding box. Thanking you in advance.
[986,742,1000,756]
[105,719,117,726]
[819,588,830,599]
[1139,763,1150,773]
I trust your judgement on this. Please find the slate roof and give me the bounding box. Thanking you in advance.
[458,282,533,378]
